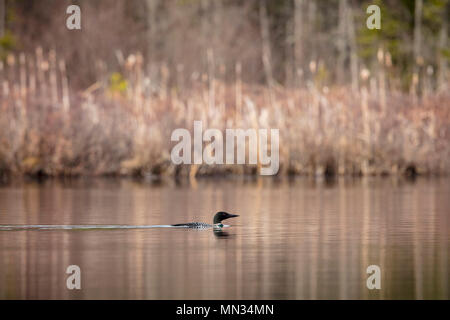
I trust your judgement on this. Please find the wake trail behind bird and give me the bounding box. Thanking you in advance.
[0,224,187,231]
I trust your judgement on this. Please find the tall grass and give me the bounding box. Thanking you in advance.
[0,49,449,177]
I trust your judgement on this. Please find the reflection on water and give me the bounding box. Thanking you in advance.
[0,177,448,299]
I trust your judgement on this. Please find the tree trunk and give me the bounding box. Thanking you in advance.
[285,1,294,87]
[213,0,223,54]
[146,0,158,62]
[0,0,5,38]
[201,0,210,48]
[411,0,423,97]
[259,1,274,89]
[337,0,348,85]
[307,0,317,64]
[347,5,359,93]
[294,0,304,86]
[303,0,317,82]
[437,5,448,91]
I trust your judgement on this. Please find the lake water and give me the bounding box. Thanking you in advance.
[0,176,448,299]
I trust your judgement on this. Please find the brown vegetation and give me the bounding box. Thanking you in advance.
[1,48,449,177]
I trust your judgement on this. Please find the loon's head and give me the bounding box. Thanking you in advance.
[213,211,239,224]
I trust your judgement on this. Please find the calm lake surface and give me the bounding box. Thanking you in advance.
[0,177,448,299]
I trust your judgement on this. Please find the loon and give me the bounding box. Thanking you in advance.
[171,211,239,229]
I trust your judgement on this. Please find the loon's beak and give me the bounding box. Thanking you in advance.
[226,213,239,219]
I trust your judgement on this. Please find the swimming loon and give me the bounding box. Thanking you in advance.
[171,211,239,229]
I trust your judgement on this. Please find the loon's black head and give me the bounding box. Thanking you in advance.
[213,211,239,224]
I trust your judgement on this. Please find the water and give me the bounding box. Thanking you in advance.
[0,177,448,299]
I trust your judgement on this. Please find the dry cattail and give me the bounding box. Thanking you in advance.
[385,52,392,68]
[7,54,15,66]
[360,68,370,81]
[309,61,317,74]
[377,48,384,63]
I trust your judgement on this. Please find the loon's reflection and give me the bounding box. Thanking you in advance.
[213,228,231,238]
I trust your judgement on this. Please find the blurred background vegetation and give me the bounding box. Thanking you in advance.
[1,0,448,90]
[0,0,449,177]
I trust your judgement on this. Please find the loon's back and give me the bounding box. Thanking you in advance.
[171,212,239,229]
[171,222,212,229]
